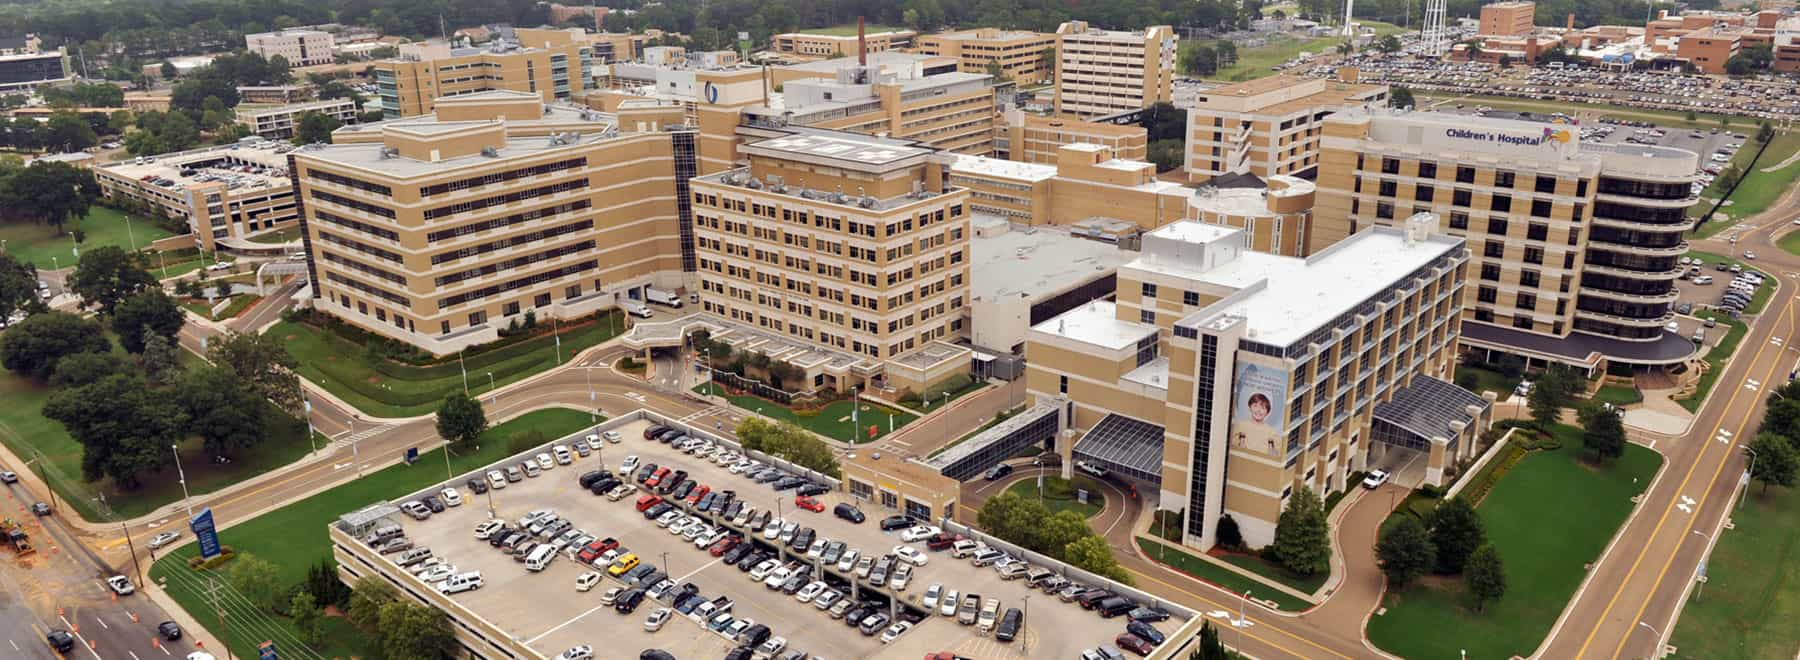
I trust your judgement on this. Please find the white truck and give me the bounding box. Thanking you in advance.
[645,287,683,308]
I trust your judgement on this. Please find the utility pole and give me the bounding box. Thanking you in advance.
[122,523,144,588]
[207,577,237,660]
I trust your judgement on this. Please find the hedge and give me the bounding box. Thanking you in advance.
[1463,442,1528,507]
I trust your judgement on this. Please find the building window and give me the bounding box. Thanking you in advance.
[1527,222,1549,241]
[1376,201,1394,219]
[1142,282,1157,298]
[1418,162,1438,179]
[1531,200,1554,218]
[1480,264,1501,281]
[1491,195,1512,213]
[1535,175,1558,194]
[1453,189,1472,207]
[1517,292,1536,310]
[1184,290,1200,306]
[1520,270,1541,287]
[1059,375,1068,394]
[1577,180,1589,197]
[1448,211,1468,230]
[1140,309,1156,324]
[1455,166,1475,183]
[1495,170,1515,188]
[1523,247,1544,265]
[1512,315,1534,330]
[1477,286,1498,303]
[1381,157,1400,174]
[1379,180,1397,197]
[1487,217,1509,235]
[1416,184,1435,203]
[1484,241,1505,258]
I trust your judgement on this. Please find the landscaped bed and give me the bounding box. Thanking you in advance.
[1003,474,1108,519]
[1366,425,1662,659]
[1133,537,1314,612]
[693,381,916,443]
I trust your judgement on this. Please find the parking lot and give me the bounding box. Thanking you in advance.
[366,415,1179,659]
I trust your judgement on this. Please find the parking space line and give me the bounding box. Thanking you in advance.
[523,601,615,646]
[673,556,723,583]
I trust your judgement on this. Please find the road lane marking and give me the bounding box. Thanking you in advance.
[1582,277,1797,659]
[9,639,17,650]
[94,617,107,629]
[1122,567,1350,659]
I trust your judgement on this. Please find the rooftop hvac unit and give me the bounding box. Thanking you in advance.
[378,147,398,159]
[480,146,498,157]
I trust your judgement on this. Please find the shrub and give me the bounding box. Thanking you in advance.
[1216,514,1244,549]
[1462,444,1527,507]
[186,545,238,570]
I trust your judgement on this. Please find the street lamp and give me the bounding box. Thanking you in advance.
[171,444,193,519]
[1740,445,1759,510]
[1637,621,1664,650]
[1237,589,1252,627]
[303,396,317,454]
[1020,594,1030,657]
[486,371,496,404]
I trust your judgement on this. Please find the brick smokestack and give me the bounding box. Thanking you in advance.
[858,16,866,66]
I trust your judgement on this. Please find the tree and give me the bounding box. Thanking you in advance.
[226,553,285,612]
[732,417,840,478]
[1427,497,1485,574]
[111,290,183,353]
[1039,46,1058,82]
[1141,102,1186,142]
[1147,139,1185,172]
[1216,514,1244,549]
[0,252,39,324]
[1464,543,1507,612]
[1376,34,1402,53]
[160,61,178,78]
[289,590,325,645]
[206,330,302,412]
[292,110,342,145]
[376,601,456,660]
[214,278,233,300]
[1064,534,1132,585]
[1214,40,1238,66]
[982,59,1012,83]
[49,350,130,390]
[1039,510,1093,558]
[179,365,268,457]
[1527,365,1575,430]
[1715,165,1742,192]
[44,372,183,487]
[304,558,352,609]
[1388,85,1416,109]
[0,311,110,380]
[69,246,156,314]
[140,331,181,384]
[1181,43,1219,76]
[1271,485,1330,576]
[436,392,488,451]
[1190,620,1230,660]
[346,577,397,628]
[1757,121,1776,144]
[1375,516,1436,589]
[7,160,99,232]
[44,112,99,152]
[1748,433,1798,493]
[976,491,1049,551]
[1578,402,1627,464]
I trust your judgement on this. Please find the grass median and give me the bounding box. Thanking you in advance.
[693,381,916,443]
[274,311,624,418]
[1694,131,1800,239]
[1366,425,1663,659]
[0,206,172,270]
[1678,310,1749,413]
[148,408,595,660]
[1004,475,1108,519]
[1133,537,1314,612]
[1668,484,1799,659]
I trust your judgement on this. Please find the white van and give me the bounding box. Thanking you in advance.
[525,543,558,572]
[622,301,653,318]
[439,571,483,594]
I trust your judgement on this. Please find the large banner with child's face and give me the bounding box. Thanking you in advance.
[1232,362,1288,457]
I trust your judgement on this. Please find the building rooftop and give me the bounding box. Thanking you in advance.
[742,131,932,167]
[970,220,1134,303]
[98,139,293,189]
[1137,222,1464,347]
[1031,300,1157,351]
[296,126,613,177]
[779,51,949,75]
[888,340,969,371]
[332,102,614,136]
[950,154,1056,182]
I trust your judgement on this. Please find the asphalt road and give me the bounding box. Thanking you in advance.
[1538,179,1800,658]
[1,481,198,660]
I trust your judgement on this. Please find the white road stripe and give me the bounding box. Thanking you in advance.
[94,617,108,629]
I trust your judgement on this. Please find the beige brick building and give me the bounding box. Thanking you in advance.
[689,130,971,389]
[1053,21,1177,118]
[771,29,916,59]
[237,98,360,140]
[999,109,1147,164]
[94,140,299,253]
[915,28,1057,85]
[1478,1,1537,38]
[290,103,691,354]
[244,29,335,67]
[1026,215,1478,548]
[374,40,593,118]
[1313,108,1702,370]
[1183,75,1387,184]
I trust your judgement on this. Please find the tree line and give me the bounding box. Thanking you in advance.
[1289,0,1704,29]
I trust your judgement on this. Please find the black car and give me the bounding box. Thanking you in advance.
[790,527,815,550]
[740,623,772,648]
[30,502,50,516]
[780,573,807,594]
[697,492,718,512]
[421,495,446,513]
[754,470,785,483]
[643,502,674,519]
[773,477,805,491]
[590,478,620,495]
[1127,620,1166,645]
[671,480,696,499]
[835,503,866,524]
[723,543,753,564]
[643,424,669,440]
[489,530,515,547]
[578,470,608,488]
[156,621,182,641]
[635,463,659,483]
[879,515,913,531]
[737,551,768,571]
[465,477,489,494]
[640,649,676,660]
[796,482,830,497]
[984,463,1014,481]
[656,429,685,443]
[674,592,704,614]
[1127,607,1171,623]
[46,630,75,653]
[843,605,871,628]
[722,647,754,660]
[996,607,1022,642]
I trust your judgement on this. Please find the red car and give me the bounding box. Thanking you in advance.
[708,535,741,557]
[634,494,664,512]
[1115,633,1155,656]
[794,496,824,513]
[576,537,620,563]
[686,485,711,506]
[925,533,965,551]
[645,467,671,487]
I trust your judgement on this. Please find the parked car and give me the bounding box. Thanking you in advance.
[834,503,866,523]
[1362,470,1390,489]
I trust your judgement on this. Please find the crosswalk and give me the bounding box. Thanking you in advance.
[334,424,391,447]
[951,626,1037,658]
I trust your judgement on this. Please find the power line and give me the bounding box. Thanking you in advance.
[161,568,328,660]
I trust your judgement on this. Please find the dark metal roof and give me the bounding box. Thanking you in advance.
[1373,375,1488,442]
[1460,322,1697,366]
[1071,413,1164,483]
[1205,172,1266,190]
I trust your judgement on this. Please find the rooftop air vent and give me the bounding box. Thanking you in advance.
[745,178,763,190]
[480,146,498,157]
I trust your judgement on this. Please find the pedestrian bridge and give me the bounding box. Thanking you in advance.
[924,402,1060,481]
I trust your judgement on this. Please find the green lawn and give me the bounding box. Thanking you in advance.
[1780,229,1800,257]
[801,24,904,36]
[1134,537,1314,612]
[1200,21,1402,81]
[1217,552,1328,596]
[1591,383,1643,406]
[1679,310,1749,413]
[1004,475,1108,519]
[0,352,325,522]
[0,207,173,270]
[247,226,303,244]
[1692,131,1800,238]
[1367,425,1663,659]
[274,312,624,417]
[148,408,594,660]
[1455,365,1522,399]
[1669,485,1800,659]
[1689,250,1774,315]
[693,381,916,443]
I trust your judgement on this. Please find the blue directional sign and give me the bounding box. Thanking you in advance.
[190,507,221,559]
[404,447,419,465]
[258,640,279,660]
